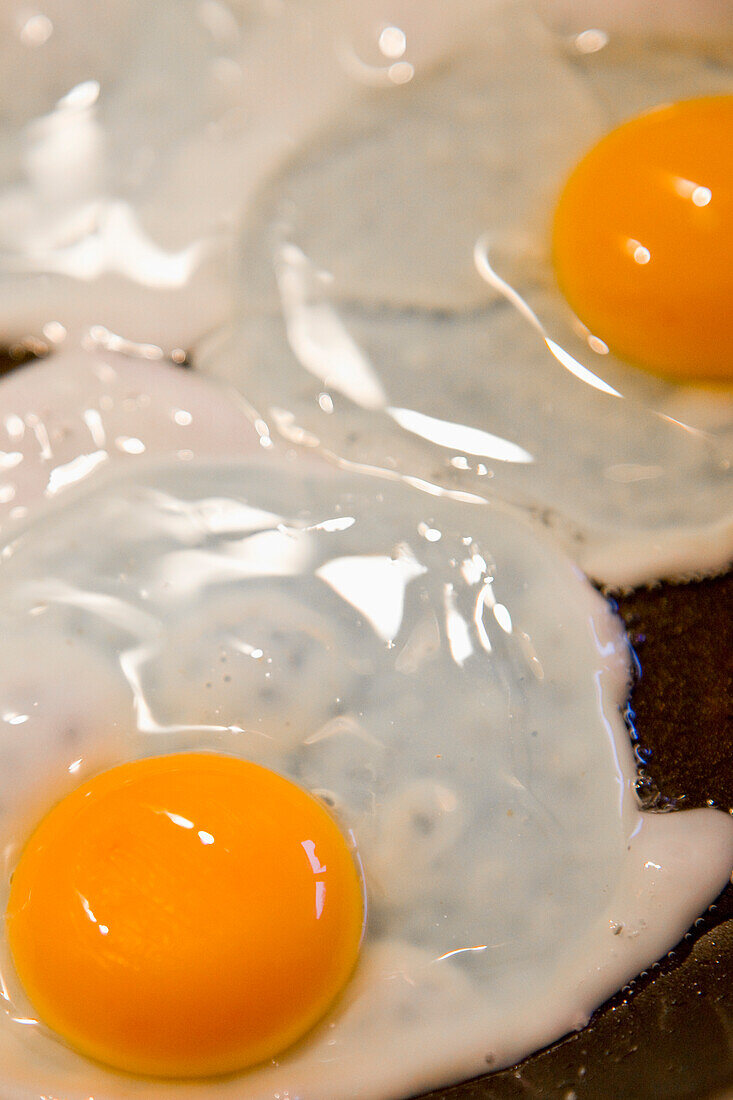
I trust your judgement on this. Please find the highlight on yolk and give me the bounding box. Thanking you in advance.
[5,752,364,1078]
[552,95,733,382]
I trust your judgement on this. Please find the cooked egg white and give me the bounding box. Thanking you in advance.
[198,0,733,588]
[2,0,730,585]
[0,351,730,1099]
[0,336,262,539]
[0,1,731,1098]
[0,0,483,351]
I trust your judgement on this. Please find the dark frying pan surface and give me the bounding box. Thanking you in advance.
[1,350,731,1100]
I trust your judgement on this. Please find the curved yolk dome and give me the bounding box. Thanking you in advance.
[552,95,733,382]
[5,753,364,1078]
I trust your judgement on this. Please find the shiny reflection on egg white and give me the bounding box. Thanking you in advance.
[0,449,729,1099]
[200,1,733,589]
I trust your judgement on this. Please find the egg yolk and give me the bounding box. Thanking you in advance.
[5,752,364,1078]
[552,95,733,382]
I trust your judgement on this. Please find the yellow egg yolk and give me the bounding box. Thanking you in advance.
[5,752,364,1079]
[552,95,733,382]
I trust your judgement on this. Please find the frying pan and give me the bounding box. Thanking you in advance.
[0,0,731,1095]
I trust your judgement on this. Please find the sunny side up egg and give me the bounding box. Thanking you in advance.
[0,1,731,1098]
[199,0,733,588]
[552,94,733,383]
[7,752,365,1079]
[0,342,731,1100]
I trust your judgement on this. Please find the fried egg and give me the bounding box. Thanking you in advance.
[0,1,731,1098]
[0,0,483,351]
[7,752,365,1079]
[198,0,733,587]
[0,345,731,1100]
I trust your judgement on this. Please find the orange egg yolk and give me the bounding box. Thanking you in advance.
[552,95,733,382]
[5,752,364,1079]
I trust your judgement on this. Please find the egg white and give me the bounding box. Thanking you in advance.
[0,351,731,1099]
[0,1,731,1097]
[198,0,733,588]
[0,0,486,352]
[0,336,265,541]
[3,0,729,587]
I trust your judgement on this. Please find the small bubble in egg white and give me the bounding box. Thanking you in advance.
[387,61,414,85]
[18,12,54,47]
[418,522,441,542]
[41,322,66,345]
[378,26,407,61]
[572,28,609,55]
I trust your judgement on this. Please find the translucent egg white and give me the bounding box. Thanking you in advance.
[0,350,730,1099]
[198,0,733,587]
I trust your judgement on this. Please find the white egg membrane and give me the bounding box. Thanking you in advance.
[198,0,733,588]
[0,354,729,1100]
